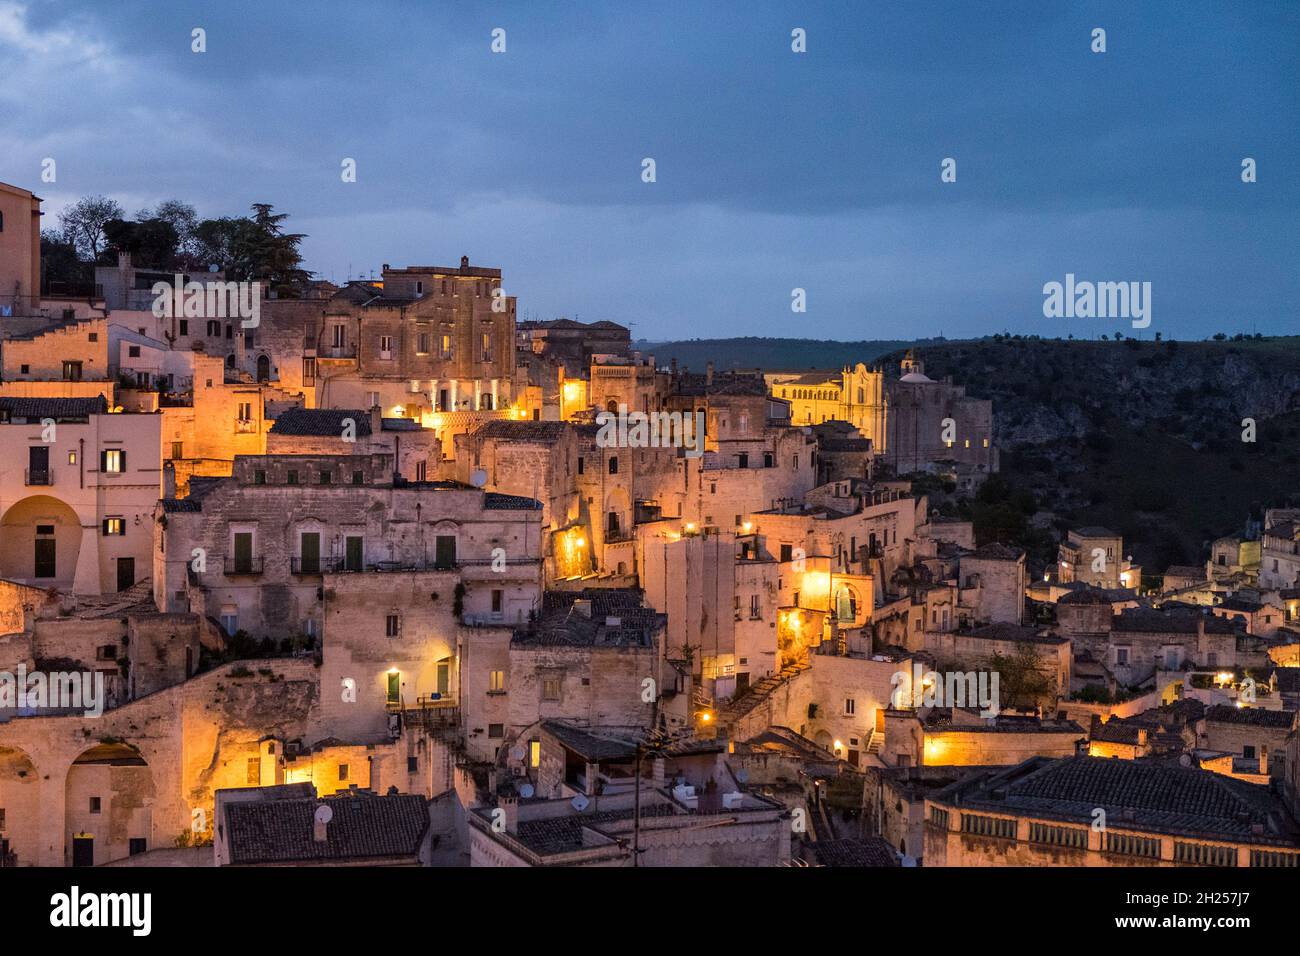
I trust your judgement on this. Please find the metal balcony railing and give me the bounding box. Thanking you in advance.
[24,469,53,486]
[223,556,264,576]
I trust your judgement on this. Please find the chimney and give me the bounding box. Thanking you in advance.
[381,263,390,272]
[369,404,383,436]
[1137,728,1148,748]
[162,461,176,500]
[498,795,519,834]
[313,807,330,842]
[706,361,714,387]
[1260,747,1269,775]
[460,255,470,270]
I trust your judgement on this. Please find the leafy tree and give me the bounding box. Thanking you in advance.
[138,199,201,264]
[102,217,180,267]
[39,229,92,293]
[57,195,124,261]
[194,203,310,297]
[983,643,1057,711]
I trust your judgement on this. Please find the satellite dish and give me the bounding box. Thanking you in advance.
[470,468,489,488]
[1178,754,1192,767]
[510,746,525,761]
[735,769,749,784]
[571,794,590,812]
[314,804,333,824]
[519,783,535,799]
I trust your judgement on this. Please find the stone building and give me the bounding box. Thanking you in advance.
[515,318,631,378]
[767,362,887,450]
[883,352,996,476]
[924,755,1300,867]
[0,397,160,595]
[1056,526,1140,590]
[1261,519,1300,591]
[154,452,543,642]
[0,180,42,316]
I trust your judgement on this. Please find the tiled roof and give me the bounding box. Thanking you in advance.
[1204,705,1296,729]
[942,755,1292,841]
[810,837,900,867]
[1164,565,1205,578]
[1112,608,1237,634]
[964,622,1066,645]
[472,420,568,442]
[1073,526,1118,538]
[0,396,107,420]
[1057,587,1112,606]
[484,492,543,510]
[269,407,371,437]
[224,791,428,864]
[542,722,638,762]
[967,542,1024,561]
[513,589,664,646]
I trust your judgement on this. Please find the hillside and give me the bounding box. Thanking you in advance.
[885,336,1300,575]
[634,336,941,371]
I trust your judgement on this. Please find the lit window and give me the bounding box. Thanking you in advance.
[529,740,541,768]
[101,449,125,473]
[102,517,126,536]
[489,670,505,692]
[542,677,561,701]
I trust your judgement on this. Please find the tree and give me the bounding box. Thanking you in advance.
[138,200,200,265]
[983,644,1057,711]
[102,218,180,268]
[193,203,310,297]
[39,230,92,293]
[57,195,124,262]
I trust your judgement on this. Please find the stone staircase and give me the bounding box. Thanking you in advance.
[717,660,811,731]
[866,728,884,756]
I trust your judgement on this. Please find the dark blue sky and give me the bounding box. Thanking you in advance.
[3,0,1296,340]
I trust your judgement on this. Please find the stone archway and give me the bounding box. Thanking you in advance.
[0,746,40,865]
[0,495,82,591]
[64,742,156,866]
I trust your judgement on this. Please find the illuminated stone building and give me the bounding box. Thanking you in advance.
[883,352,997,476]
[767,362,887,449]
[924,755,1300,867]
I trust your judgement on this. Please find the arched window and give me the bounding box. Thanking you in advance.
[834,585,856,622]
[606,399,618,413]
[207,320,220,336]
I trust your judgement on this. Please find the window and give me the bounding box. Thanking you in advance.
[102,517,125,536]
[481,331,492,362]
[318,471,331,485]
[408,756,419,773]
[101,449,126,473]
[488,724,505,738]
[440,334,452,359]
[845,698,856,716]
[417,332,430,354]
[170,441,184,460]
[254,469,266,485]
[352,470,364,486]
[379,335,394,357]
[960,814,1016,840]
[207,320,220,336]
[63,361,83,381]
[1115,647,1130,666]
[416,281,424,295]
[415,460,427,481]
[609,456,618,475]
[287,470,299,485]
[128,345,141,358]
[332,324,346,349]
[367,391,380,409]
[179,320,188,336]
[576,456,584,475]
[338,764,349,781]
[489,670,505,693]
[1029,823,1088,849]
[750,594,760,619]
[220,611,238,635]
[344,536,363,571]
[303,357,316,384]
[491,589,503,613]
[386,614,400,637]
[246,757,261,786]
[542,677,562,701]
[19,364,28,374]
[88,331,98,342]
[529,740,541,768]
[89,797,102,814]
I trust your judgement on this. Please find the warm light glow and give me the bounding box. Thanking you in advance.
[563,382,581,399]
[741,521,753,534]
[833,739,843,752]
[800,570,832,603]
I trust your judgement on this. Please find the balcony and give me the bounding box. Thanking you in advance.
[462,611,506,627]
[290,556,327,575]
[223,556,264,576]
[234,418,257,434]
[24,470,53,487]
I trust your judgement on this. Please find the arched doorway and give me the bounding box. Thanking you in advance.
[256,354,270,382]
[0,746,39,865]
[65,743,155,866]
[0,495,82,589]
